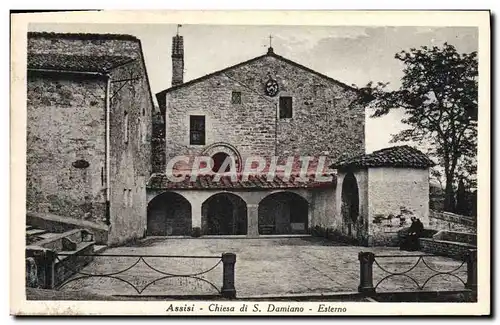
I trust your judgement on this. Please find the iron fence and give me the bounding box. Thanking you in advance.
[358,249,477,296]
[26,248,236,299]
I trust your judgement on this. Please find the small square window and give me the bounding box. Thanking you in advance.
[231,91,241,104]
[279,96,293,119]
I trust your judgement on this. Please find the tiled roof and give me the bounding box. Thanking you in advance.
[156,48,357,97]
[27,53,136,73]
[147,173,336,190]
[28,32,139,42]
[330,145,435,169]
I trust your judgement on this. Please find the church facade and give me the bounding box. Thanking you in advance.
[149,33,369,240]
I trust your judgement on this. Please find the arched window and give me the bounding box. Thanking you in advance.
[211,152,231,173]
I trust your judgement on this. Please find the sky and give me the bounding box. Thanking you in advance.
[29,23,478,153]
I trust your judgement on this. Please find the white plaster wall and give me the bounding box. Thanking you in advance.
[308,187,336,229]
[367,167,430,245]
[368,167,429,220]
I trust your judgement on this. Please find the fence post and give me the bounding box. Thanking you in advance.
[26,247,57,289]
[358,251,376,294]
[221,253,236,299]
[465,249,477,291]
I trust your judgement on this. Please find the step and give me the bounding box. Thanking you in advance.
[26,236,45,245]
[26,229,48,237]
[26,225,34,231]
[94,245,107,254]
[38,232,59,240]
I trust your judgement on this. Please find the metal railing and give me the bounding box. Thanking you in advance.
[358,250,477,295]
[26,248,237,299]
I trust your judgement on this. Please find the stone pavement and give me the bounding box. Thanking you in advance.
[59,237,468,298]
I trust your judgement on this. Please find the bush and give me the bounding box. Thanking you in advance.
[191,227,201,238]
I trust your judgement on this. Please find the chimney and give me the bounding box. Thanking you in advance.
[171,34,184,87]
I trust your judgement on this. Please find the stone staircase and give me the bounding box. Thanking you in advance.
[25,223,107,289]
[26,225,59,245]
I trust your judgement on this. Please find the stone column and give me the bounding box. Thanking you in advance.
[191,201,202,237]
[221,253,237,299]
[466,249,477,291]
[247,204,259,238]
[358,251,376,294]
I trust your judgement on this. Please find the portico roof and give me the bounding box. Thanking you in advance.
[147,173,336,190]
[329,145,435,169]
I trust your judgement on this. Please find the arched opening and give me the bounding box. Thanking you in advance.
[258,192,309,235]
[201,193,247,235]
[202,142,242,173]
[211,152,231,173]
[147,192,192,236]
[341,172,360,237]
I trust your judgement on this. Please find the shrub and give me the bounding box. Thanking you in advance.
[191,227,201,238]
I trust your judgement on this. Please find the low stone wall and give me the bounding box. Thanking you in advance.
[26,239,96,289]
[433,230,477,246]
[27,211,108,244]
[419,238,476,260]
[53,243,95,287]
[428,210,476,233]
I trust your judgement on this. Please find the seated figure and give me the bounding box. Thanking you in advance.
[400,217,424,251]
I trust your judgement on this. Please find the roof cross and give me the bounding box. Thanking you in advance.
[269,35,273,48]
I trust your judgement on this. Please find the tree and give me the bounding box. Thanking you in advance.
[354,43,478,211]
[455,177,467,215]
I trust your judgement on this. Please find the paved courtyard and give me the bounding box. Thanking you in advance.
[60,237,468,298]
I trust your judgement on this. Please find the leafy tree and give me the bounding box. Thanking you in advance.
[354,43,478,211]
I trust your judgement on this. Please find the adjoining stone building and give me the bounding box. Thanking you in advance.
[26,32,155,245]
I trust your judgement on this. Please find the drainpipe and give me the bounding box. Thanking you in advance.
[105,74,111,226]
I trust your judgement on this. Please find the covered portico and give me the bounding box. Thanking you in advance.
[146,173,336,238]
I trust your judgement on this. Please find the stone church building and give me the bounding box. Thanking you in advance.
[25,31,434,247]
[148,32,434,245]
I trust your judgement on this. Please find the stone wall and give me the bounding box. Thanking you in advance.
[419,238,476,260]
[428,210,476,233]
[108,59,153,246]
[367,167,430,246]
[160,54,365,168]
[27,73,107,224]
[28,33,154,246]
[432,230,477,245]
[151,112,166,173]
